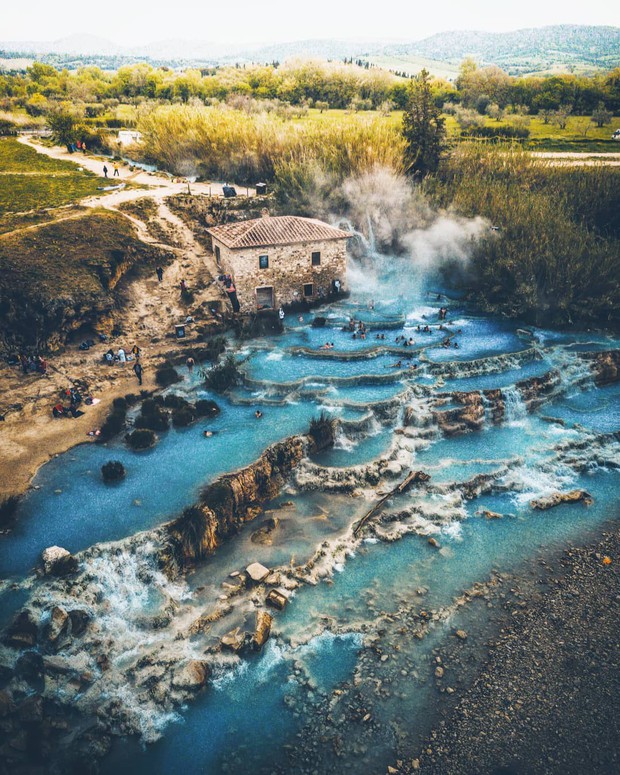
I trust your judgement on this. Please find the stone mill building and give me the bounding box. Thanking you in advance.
[207,214,350,313]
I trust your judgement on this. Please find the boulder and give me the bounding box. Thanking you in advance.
[246,562,270,583]
[252,611,272,649]
[41,546,78,576]
[5,609,38,648]
[266,588,290,611]
[46,605,70,646]
[0,690,13,718]
[68,609,91,637]
[221,628,247,653]
[530,489,593,511]
[251,517,280,545]
[172,660,210,689]
[15,651,44,683]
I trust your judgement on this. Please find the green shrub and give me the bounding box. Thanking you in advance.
[195,399,221,417]
[203,355,241,392]
[155,362,181,387]
[163,393,189,409]
[171,406,196,427]
[101,460,126,482]
[134,405,169,432]
[97,408,127,443]
[0,495,20,528]
[126,429,157,450]
[308,412,336,450]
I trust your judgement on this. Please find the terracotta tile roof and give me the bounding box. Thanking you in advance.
[207,215,351,249]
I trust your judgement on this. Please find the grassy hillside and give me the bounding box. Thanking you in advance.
[0,209,165,350]
[385,25,620,75]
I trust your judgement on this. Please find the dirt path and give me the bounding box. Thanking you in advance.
[17,135,256,203]
[530,151,620,167]
[0,140,235,501]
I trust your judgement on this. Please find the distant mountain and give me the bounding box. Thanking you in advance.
[1,34,121,56]
[1,25,618,74]
[386,25,620,74]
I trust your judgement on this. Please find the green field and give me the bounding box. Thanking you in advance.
[367,54,460,80]
[301,109,620,152]
[0,138,107,215]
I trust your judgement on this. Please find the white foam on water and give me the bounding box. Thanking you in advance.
[265,351,284,361]
[503,463,577,508]
[441,521,464,540]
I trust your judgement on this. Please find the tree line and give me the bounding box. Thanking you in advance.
[0,58,618,119]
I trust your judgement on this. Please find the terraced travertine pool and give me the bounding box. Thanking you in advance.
[1,249,618,775]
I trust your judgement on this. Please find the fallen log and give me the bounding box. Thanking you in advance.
[353,470,430,537]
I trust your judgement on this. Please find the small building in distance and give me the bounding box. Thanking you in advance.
[207,214,350,313]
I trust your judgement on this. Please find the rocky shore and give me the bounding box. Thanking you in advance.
[408,524,620,775]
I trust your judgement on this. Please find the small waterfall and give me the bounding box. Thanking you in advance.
[502,386,528,423]
[548,349,595,395]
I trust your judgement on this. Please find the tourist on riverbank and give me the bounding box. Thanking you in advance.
[113,164,120,177]
[156,266,164,282]
[133,361,143,385]
[103,165,108,178]
[117,347,126,363]
[186,356,195,373]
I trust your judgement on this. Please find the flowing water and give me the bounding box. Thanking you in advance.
[1,247,619,774]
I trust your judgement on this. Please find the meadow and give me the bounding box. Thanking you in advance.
[0,137,105,215]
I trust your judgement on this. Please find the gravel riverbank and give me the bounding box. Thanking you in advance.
[410,523,620,775]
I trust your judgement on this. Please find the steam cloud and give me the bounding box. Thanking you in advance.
[335,167,489,280]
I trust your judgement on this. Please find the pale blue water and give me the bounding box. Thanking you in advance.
[1,250,619,775]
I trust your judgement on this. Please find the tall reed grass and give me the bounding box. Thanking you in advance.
[137,103,405,182]
[426,144,620,326]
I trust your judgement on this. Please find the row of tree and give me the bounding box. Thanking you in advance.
[1,59,619,116]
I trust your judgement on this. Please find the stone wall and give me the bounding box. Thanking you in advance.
[213,237,347,313]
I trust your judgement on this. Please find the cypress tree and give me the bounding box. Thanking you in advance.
[402,69,446,177]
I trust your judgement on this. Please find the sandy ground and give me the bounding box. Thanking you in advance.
[0,140,238,500]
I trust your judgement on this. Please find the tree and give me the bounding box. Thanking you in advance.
[591,101,612,128]
[46,106,82,145]
[402,69,446,177]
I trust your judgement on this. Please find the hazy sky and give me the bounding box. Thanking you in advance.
[2,0,617,45]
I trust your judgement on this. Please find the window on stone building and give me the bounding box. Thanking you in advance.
[304,283,314,297]
[311,251,321,266]
[259,254,269,269]
[215,245,221,265]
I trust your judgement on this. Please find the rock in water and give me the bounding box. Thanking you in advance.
[253,611,272,649]
[46,606,70,646]
[267,588,290,610]
[41,546,78,576]
[246,562,270,583]
[172,660,210,689]
[221,628,247,653]
[530,490,592,510]
[5,609,39,648]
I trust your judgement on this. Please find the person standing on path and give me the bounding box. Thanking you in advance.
[113,164,120,177]
[133,361,143,385]
[186,356,195,373]
[103,165,108,178]
[156,266,164,282]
